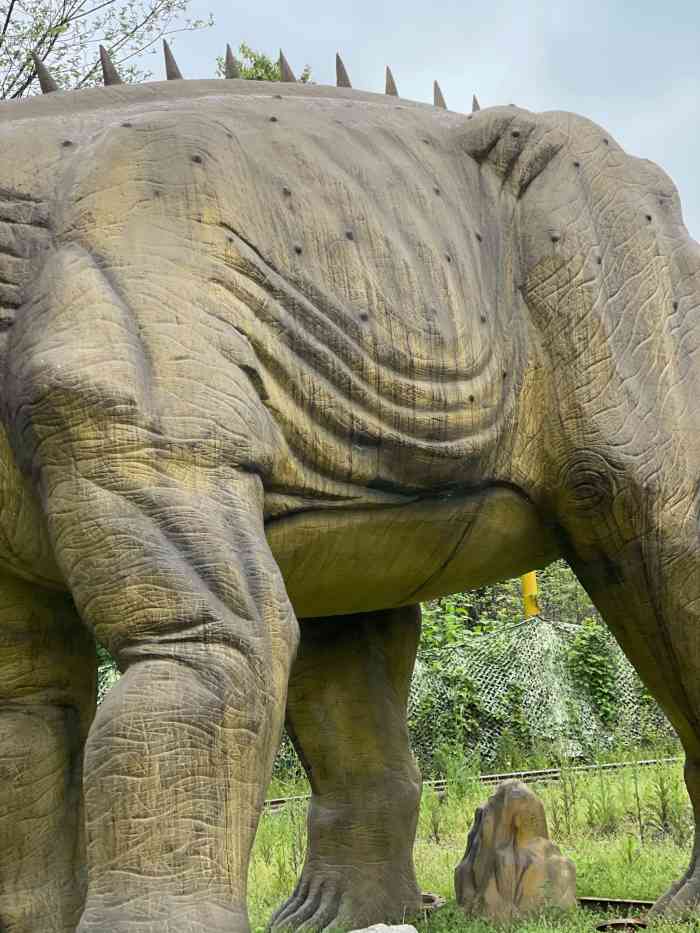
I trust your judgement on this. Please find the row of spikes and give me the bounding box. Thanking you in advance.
[31,41,481,112]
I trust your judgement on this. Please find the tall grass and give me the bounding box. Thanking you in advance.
[248,750,695,932]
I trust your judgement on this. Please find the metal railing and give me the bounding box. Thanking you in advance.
[263,755,681,811]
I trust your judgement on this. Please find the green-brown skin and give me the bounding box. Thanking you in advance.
[0,76,698,931]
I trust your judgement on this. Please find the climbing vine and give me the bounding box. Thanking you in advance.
[565,617,619,728]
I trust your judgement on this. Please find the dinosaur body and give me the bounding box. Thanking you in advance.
[0,80,555,611]
[1,73,699,933]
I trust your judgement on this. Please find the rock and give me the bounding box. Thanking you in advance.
[454,779,576,922]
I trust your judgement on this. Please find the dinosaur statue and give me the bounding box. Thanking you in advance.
[0,41,698,933]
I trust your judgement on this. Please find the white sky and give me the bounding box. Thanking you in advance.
[146,0,700,239]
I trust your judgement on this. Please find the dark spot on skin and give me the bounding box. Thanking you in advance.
[475,232,482,242]
[191,155,202,164]
[61,140,73,147]
[434,186,441,195]
[469,395,475,403]
[121,122,132,128]
[573,161,581,168]
[346,230,354,241]
[282,186,292,197]
[359,311,369,321]
[646,214,652,222]
[511,130,520,138]
[294,244,303,255]
[445,254,452,263]
[269,116,278,123]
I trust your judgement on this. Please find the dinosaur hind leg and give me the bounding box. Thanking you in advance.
[270,606,423,933]
[0,573,96,933]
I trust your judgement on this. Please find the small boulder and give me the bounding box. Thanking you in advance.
[454,779,576,922]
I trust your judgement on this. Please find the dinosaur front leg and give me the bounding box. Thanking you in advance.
[8,243,299,931]
[562,496,700,922]
[271,606,423,933]
[54,466,297,933]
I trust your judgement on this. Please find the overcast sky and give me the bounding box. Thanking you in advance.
[151,0,699,238]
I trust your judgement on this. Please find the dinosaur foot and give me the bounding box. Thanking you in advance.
[647,873,700,923]
[269,867,421,932]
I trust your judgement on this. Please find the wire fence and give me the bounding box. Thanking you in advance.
[407,615,676,771]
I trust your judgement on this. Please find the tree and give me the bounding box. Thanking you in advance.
[0,0,213,100]
[217,42,312,84]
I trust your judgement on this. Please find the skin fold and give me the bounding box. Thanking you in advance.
[0,78,698,931]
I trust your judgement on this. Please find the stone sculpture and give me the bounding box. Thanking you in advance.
[0,41,699,933]
[454,780,576,921]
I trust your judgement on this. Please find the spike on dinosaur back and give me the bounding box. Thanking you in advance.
[163,40,183,80]
[225,44,241,79]
[433,81,447,109]
[31,52,59,94]
[279,51,296,83]
[385,66,398,97]
[99,46,123,86]
[472,94,481,113]
[336,53,351,88]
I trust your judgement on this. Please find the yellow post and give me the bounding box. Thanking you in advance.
[521,571,540,618]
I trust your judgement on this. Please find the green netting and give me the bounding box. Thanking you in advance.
[408,616,675,772]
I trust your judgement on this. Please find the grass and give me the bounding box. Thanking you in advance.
[248,756,699,931]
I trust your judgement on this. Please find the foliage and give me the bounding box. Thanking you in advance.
[215,43,312,84]
[96,641,119,702]
[421,560,596,643]
[1,0,213,100]
[565,617,619,727]
[536,559,595,624]
[410,561,676,775]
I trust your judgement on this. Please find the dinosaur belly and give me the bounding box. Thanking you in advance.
[267,484,560,618]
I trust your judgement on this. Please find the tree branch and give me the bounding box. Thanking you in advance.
[0,0,18,47]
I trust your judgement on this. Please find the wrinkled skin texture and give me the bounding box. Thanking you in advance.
[0,77,698,931]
